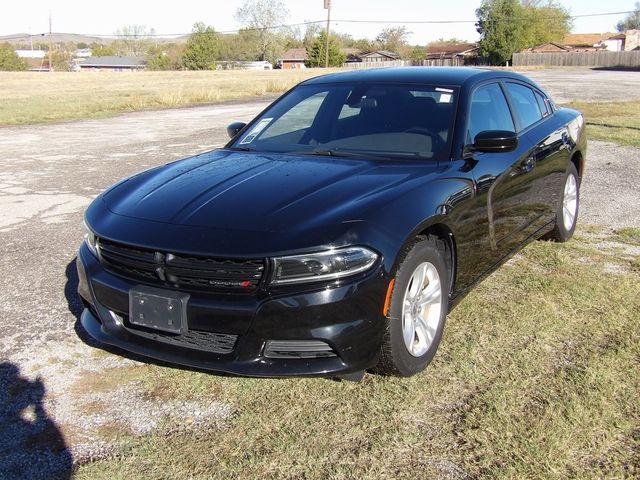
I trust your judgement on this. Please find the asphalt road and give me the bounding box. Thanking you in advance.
[0,68,638,473]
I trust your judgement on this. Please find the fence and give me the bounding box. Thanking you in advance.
[342,60,412,69]
[513,51,640,68]
[342,57,487,69]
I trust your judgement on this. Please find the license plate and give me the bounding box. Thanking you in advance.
[129,286,189,334]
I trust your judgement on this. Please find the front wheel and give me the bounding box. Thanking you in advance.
[376,236,449,377]
[545,162,580,242]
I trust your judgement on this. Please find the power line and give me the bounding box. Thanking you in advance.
[332,10,635,25]
[3,10,633,40]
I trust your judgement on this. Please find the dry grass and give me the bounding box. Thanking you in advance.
[564,100,640,147]
[0,69,340,126]
[74,227,640,479]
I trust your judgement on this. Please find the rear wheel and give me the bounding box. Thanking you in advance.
[546,162,580,242]
[376,236,449,376]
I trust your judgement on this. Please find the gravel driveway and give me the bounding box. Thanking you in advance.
[0,69,638,477]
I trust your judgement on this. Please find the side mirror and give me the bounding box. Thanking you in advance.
[473,130,518,153]
[227,121,247,139]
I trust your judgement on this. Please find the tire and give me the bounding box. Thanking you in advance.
[545,162,580,242]
[376,236,450,377]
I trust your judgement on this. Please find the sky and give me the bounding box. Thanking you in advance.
[1,0,636,44]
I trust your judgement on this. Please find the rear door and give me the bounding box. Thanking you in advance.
[505,83,570,228]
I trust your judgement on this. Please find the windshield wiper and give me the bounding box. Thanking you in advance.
[227,146,255,152]
[309,148,368,158]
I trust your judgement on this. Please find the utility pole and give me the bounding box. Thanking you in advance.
[324,0,331,68]
[48,11,53,72]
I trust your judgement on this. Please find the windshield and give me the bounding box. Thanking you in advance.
[231,83,457,161]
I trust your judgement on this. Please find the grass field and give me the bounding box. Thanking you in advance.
[0,70,340,125]
[567,100,640,147]
[1,71,639,149]
[73,227,640,479]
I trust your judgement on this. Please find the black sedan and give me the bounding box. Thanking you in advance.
[78,67,586,379]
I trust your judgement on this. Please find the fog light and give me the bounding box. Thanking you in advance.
[264,340,337,359]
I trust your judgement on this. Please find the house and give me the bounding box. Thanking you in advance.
[15,49,46,59]
[343,48,362,63]
[424,42,479,66]
[603,30,640,51]
[77,56,146,71]
[563,32,616,51]
[522,42,572,53]
[524,30,640,54]
[74,48,92,58]
[276,48,307,69]
[276,47,369,68]
[358,50,400,63]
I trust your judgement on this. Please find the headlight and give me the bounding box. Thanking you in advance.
[83,219,98,256]
[271,247,378,285]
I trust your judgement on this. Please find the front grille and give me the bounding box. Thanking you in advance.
[124,321,238,354]
[98,238,265,292]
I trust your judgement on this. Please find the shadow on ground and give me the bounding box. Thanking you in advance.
[0,362,73,479]
[591,66,640,72]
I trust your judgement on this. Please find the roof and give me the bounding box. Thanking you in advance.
[343,48,361,56]
[425,42,478,55]
[78,56,146,67]
[279,48,307,61]
[523,42,571,52]
[300,67,535,88]
[563,32,617,46]
[359,50,401,59]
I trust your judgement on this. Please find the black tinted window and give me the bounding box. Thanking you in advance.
[534,91,549,117]
[234,84,457,161]
[468,83,515,142]
[506,83,543,130]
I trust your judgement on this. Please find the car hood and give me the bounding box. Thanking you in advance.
[102,149,440,233]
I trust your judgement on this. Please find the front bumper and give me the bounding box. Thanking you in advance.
[77,244,387,377]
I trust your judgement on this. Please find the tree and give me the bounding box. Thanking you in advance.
[476,0,524,65]
[114,25,156,56]
[0,43,27,71]
[476,0,571,65]
[303,23,322,50]
[409,46,426,61]
[235,0,289,62]
[376,26,412,58]
[89,43,116,56]
[219,29,261,61]
[306,31,345,67]
[616,2,640,31]
[147,43,185,70]
[182,22,220,70]
[520,0,572,48]
[50,50,75,71]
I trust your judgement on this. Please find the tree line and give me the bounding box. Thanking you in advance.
[2,0,640,71]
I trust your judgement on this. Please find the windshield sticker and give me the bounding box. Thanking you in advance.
[239,118,273,144]
[439,93,452,103]
[436,87,454,93]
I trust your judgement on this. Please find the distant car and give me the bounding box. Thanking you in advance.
[78,67,586,379]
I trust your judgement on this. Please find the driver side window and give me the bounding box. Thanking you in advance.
[468,83,515,143]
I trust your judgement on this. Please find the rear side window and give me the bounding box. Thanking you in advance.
[468,83,515,143]
[534,91,550,117]
[506,83,543,130]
